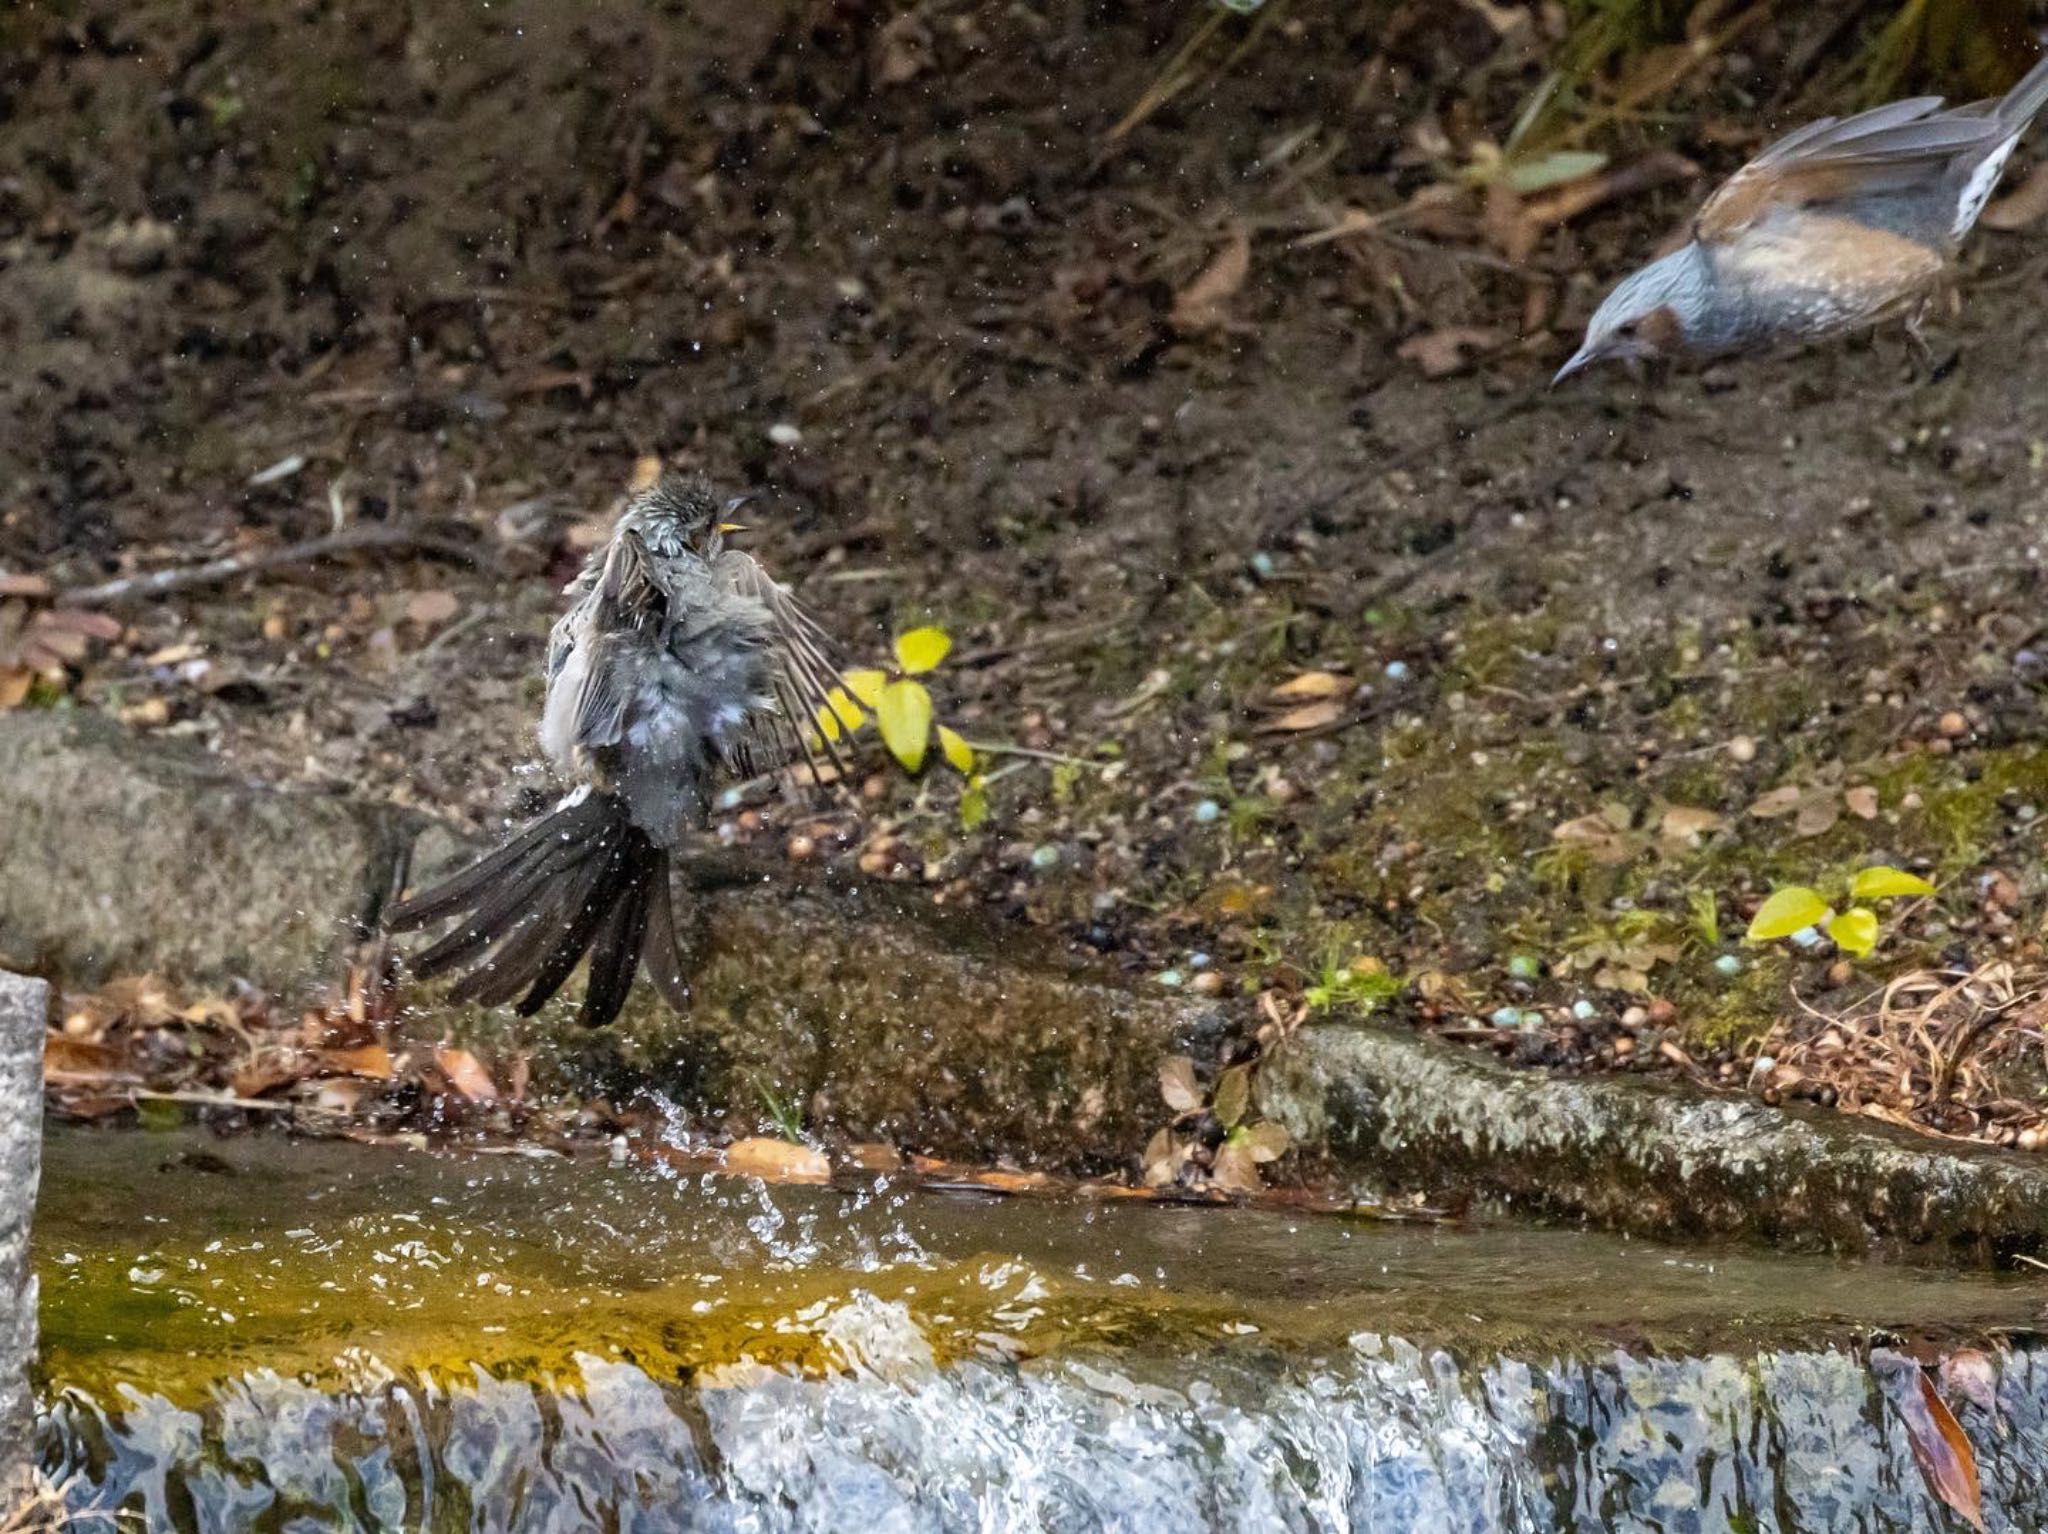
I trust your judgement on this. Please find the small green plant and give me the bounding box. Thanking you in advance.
[1304,954,1404,1013]
[750,1072,806,1144]
[818,625,975,775]
[1745,866,1936,959]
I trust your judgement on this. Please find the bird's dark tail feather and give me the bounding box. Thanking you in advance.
[386,791,689,1028]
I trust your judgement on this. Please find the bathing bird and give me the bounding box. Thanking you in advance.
[1555,53,2048,382]
[386,473,842,1029]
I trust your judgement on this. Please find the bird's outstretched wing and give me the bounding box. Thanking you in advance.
[1695,96,2009,243]
[716,548,847,779]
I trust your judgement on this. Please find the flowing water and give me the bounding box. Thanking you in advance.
[29,1125,2048,1531]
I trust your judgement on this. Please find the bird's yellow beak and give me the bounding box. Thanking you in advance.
[717,522,746,534]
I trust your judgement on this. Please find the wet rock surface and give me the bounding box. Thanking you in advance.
[0,970,44,1511]
[1263,1020,2048,1263]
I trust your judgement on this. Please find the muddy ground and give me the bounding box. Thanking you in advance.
[7,0,2048,1125]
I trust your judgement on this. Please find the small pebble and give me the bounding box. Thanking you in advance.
[1938,711,1968,738]
[1507,954,1541,981]
[2021,1126,2046,1152]
[1620,1005,1648,1028]
[1489,1006,1524,1028]
[1788,925,1824,950]
[1188,951,1211,970]
[786,834,817,861]
[1612,1035,1637,1058]
[1249,551,1277,579]
[1156,969,1185,989]
[1824,959,1855,987]
[1727,735,1757,764]
[1029,845,1060,870]
[1191,971,1226,997]
[1192,799,1222,825]
[1713,954,1743,977]
[1383,660,1412,682]
[1646,998,1677,1025]
[767,422,803,447]
[1571,999,1596,1021]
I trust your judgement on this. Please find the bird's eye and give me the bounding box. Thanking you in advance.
[1615,321,1639,339]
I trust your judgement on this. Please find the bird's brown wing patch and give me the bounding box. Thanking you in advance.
[1696,100,2007,243]
[717,549,847,779]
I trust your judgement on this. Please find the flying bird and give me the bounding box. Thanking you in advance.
[386,473,842,1029]
[1555,54,2048,382]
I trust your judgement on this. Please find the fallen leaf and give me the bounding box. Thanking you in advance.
[1748,785,1806,818]
[1659,805,1725,845]
[303,1078,377,1115]
[1159,1055,1202,1114]
[232,1050,312,1099]
[1795,795,1841,838]
[432,1044,497,1102]
[1899,1370,1986,1531]
[1210,1142,1263,1194]
[1983,159,2048,230]
[843,1142,904,1172]
[44,1036,119,1076]
[1396,327,1507,379]
[1271,670,1348,701]
[1551,813,1635,864]
[404,590,461,628]
[1237,1121,1290,1162]
[1213,1064,1251,1129]
[1845,785,1880,820]
[319,1043,395,1080]
[1850,866,1936,901]
[724,1136,832,1183]
[1259,699,1344,734]
[1169,228,1251,334]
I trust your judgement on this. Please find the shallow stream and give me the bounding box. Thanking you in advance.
[31,1126,2048,1531]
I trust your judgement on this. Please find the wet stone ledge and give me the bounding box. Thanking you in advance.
[10,710,2048,1258]
[1260,1019,2048,1263]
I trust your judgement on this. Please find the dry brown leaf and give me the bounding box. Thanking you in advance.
[1845,785,1880,821]
[232,1050,312,1099]
[1260,699,1344,734]
[1396,327,1506,379]
[1659,805,1725,845]
[1238,1121,1290,1163]
[404,590,461,628]
[1795,795,1841,839]
[724,1135,831,1183]
[1271,670,1348,701]
[1169,228,1251,335]
[1210,1142,1263,1195]
[1159,1055,1202,1114]
[432,1044,498,1102]
[1551,814,1635,864]
[44,1036,119,1077]
[1983,160,2048,230]
[319,1043,395,1080]
[842,1142,904,1172]
[1749,785,1805,818]
[303,1078,378,1115]
[1900,1370,1985,1531]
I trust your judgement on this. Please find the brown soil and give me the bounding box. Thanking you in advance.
[8,0,2048,1109]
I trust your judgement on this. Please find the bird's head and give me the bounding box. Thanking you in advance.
[1553,247,1706,384]
[628,473,755,555]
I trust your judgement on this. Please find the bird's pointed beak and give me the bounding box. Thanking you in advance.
[718,493,757,534]
[1551,342,1597,388]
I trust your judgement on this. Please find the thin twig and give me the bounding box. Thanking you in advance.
[62,523,482,607]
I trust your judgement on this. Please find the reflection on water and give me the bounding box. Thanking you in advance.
[30,1127,2048,1531]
